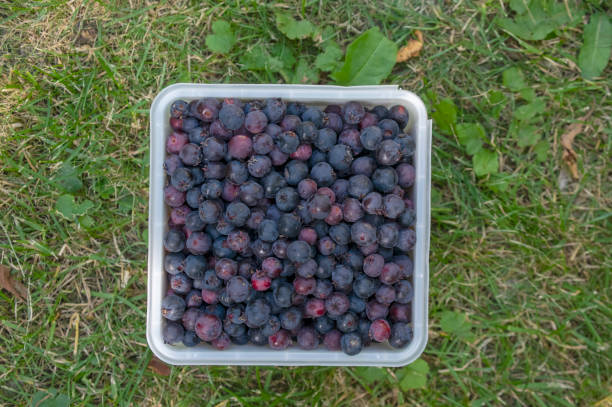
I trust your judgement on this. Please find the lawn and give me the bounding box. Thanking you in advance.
[1,1,610,406]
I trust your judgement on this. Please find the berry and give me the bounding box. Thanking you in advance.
[396,229,416,252]
[227,276,250,303]
[325,292,350,317]
[163,321,185,344]
[363,254,384,277]
[161,294,186,321]
[183,255,206,279]
[302,107,325,127]
[195,313,223,341]
[297,326,319,350]
[366,300,389,321]
[389,322,413,348]
[219,104,245,130]
[201,137,227,161]
[186,231,211,255]
[252,133,274,154]
[287,240,312,264]
[389,105,409,128]
[245,110,268,134]
[337,312,359,333]
[342,101,365,125]
[310,162,336,187]
[179,143,202,166]
[339,128,363,155]
[245,298,271,327]
[251,269,272,291]
[164,253,185,275]
[382,194,405,219]
[369,319,391,342]
[268,329,291,350]
[359,126,383,151]
[183,330,201,347]
[351,221,377,246]
[276,131,300,154]
[342,198,364,223]
[263,98,286,123]
[167,131,188,154]
[378,118,399,138]
[377,223,399,248]
[340,332,363,355]
[275,187,300,212]
[376,139,401,166]
[372,167,398,194]
[323,329,342,350]
[164,229,185,252]
[389,303,411,322]
[328,144,353,171]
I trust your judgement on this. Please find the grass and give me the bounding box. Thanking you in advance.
[1,0,610,405]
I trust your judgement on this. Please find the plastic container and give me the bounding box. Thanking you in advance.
[147,84,431,366]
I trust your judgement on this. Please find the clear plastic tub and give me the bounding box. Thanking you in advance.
[147,84,431,366]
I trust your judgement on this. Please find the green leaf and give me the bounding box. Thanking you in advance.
[55,195,94,220]
[205,21,236,54]
[440,311,474,340]
[54,163,83,193]
[487,90,507,119]
[473,149,499,177]
[497,0,571,41]
[519,88,536,102]
[275,13,315,40]
[291,58,319,84]
[515,124,540,147]
[271,43,296,70]
[431,98,457,135]
[240,48,283,73]
[513,98,545,121]
[578,14,612,80]
[331,28,397,86]
[31,389,70,407]
[315,41,343,72]
[534,140,549,161]
[398,359,429,390]
[487,174,510,194]
[502,67,527,91]
[456,123,486,155]
[354,367,388,384]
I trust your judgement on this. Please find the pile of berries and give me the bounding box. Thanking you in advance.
[161,97,415,355]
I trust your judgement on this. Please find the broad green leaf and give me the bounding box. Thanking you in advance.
[292,58,319,84]
[31,389,70,407]
[331,28,397,86]
[315,41,343,72]
[519,88,536,102]
[205,21,235,54]
[431,98,457,135]
[578,14,612,80]
[487,174,510,194]
[271,43,296,70]
[54,163,83,193]
[79,215,95,228]
[456,123,486,155]
[275,13,315,40]
[513,98,545,121]
[473,149,499,176]
[497,0,571,41]
[487,90,507,119]
[440,311,475,340]
[534,140,548,161]
[240,48,283,73]
[516,125,540,147]
[502,67,526,91]
[55,195,94,220]
[398,359,429,390]
[354,367,388,384]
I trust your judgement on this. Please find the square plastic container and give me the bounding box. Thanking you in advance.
[147,84,431,366]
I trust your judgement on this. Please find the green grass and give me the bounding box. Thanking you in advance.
[1,0,610,406]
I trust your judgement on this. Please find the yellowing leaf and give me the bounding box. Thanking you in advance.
[396,30,423,62]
